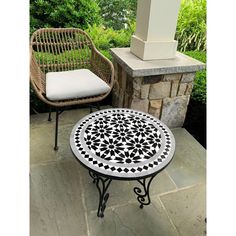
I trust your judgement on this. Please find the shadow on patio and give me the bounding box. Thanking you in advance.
[30,107,206,236]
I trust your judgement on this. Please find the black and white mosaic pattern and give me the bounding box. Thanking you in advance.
[70,109,175,179]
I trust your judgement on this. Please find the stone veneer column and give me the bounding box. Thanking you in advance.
[110,48,205,128]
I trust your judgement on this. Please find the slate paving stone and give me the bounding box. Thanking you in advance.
[30,107,90,128]
[87,201,179,236]
[82,174,135,212]
[166,128,206,188]
[30,123,57,165]
[30,112,53,128]
[30,123,76,165]
[158,184,206,236]
[57,108,90,125]
[30,161,87,236]
[129,170,177,197]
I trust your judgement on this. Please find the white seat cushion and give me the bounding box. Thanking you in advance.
[46,69,110,101]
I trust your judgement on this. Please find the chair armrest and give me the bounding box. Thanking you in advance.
[30,48,46,93]
[29,48,52,105]
[91,48,114,88]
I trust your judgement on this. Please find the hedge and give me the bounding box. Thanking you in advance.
[184,51,206,104]
[30,0,102,35]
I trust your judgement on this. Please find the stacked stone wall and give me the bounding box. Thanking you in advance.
[112,62,195,128]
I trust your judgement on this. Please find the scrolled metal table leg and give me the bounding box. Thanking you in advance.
[133,174,157,208]
[89,170,96,183]
[88,171,112,217]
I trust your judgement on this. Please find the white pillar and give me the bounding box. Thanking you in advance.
[130,0,181,60]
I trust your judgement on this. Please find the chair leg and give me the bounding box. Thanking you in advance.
[89,103,100,113]
[90,105,93,114]
[54,109,59,151]
[97,102,100,111]
[48,106,52,121]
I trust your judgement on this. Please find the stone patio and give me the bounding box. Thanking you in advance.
[30,107,206,236]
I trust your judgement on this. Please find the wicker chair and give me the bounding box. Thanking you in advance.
[30,28,114,150]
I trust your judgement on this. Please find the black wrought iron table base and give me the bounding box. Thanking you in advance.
[89,170,157,217]
[89,171,112,217]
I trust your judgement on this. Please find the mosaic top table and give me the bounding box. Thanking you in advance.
[70,108,175,217]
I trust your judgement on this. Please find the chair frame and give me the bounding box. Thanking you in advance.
[30,28,114,150]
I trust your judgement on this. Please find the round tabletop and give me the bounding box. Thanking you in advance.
[70,108,175,179]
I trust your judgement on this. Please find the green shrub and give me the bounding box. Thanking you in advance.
[85,24,135,59]
[30,0,102,35]
[184,51,206,104]
[176,0,206,52]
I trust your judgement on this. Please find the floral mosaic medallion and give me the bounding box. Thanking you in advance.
[70,109,175,178]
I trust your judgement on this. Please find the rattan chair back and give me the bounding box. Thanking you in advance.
[31,28,94,74]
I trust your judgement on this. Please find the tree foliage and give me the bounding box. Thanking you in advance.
[30,0,102,35]
[97,0,137,30]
